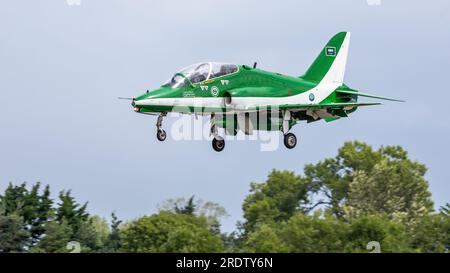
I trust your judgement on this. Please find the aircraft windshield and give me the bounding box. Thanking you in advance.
[165,74,187,88]
[163,62,238,88]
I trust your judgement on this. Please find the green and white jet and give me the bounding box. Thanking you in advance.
[125,32,403,152]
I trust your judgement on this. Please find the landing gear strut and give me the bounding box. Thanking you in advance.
[156,112,167,142]
[210,113,225,152]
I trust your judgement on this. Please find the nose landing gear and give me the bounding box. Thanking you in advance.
[156,128,167,142]
[156,112,167,142]
[212,136,225,152]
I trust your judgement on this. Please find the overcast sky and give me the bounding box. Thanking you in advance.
[1,0,449,232]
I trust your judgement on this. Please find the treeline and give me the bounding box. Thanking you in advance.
[1,141,449,253]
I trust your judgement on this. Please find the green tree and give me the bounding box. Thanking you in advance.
[240,142,441,253]
[175,195,196,215]
[0,183,110,253]
[56,190,89,235]
[0,182,53,246]
[72,216,109,252]
[408,213,450,252]
[104,212,122,252]
[89,215,110,248]
[345,214,413,252]
[280,211,349,252]
[30,220,72,253]
[245,211,348,253]
[304,141,381,218]
[440,203,450,215]
[160,196,227,235]
[304,142,433,221]
[121,211,223,252]
[244,224,289,253]
[244,212,416,253]
[241,170,312,235]
[0,212,30,252]
[346,158,432,223]
[1,141,445,253]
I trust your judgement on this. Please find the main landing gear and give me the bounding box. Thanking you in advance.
[283,132,297,149]
[210,113,225,152]
[156,112,167,142]
[282,110,297,149]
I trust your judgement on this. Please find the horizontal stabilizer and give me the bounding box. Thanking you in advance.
[336,90,404,102]
[321,102,383,107]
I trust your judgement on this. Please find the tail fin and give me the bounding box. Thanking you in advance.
[301,32,351,84]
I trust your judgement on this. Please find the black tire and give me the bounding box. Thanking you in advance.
[283,133,297,149]
[212,137,225,152]
[156,129,167,142]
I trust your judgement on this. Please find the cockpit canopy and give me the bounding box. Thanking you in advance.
[164,62,238,88]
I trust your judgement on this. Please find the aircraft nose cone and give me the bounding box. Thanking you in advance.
[131,98,141,112]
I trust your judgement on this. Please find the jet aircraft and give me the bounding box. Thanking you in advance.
[125,32,402,152]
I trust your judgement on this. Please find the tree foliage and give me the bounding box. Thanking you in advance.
[241,142,447,253]
[121,211,223,252]
[30,220,72,253]
[103,212,122,252]
[241,170,312,234]
[303,142,433,221]
[0,141,448,253]
[0,213,30,252]
[0,182,52,247]
[56,190,89,235]
[440,203,450,216]
[0,183,106,252]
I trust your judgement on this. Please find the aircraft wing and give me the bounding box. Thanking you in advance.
[240,102,382,112]
[282,102,382,109]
